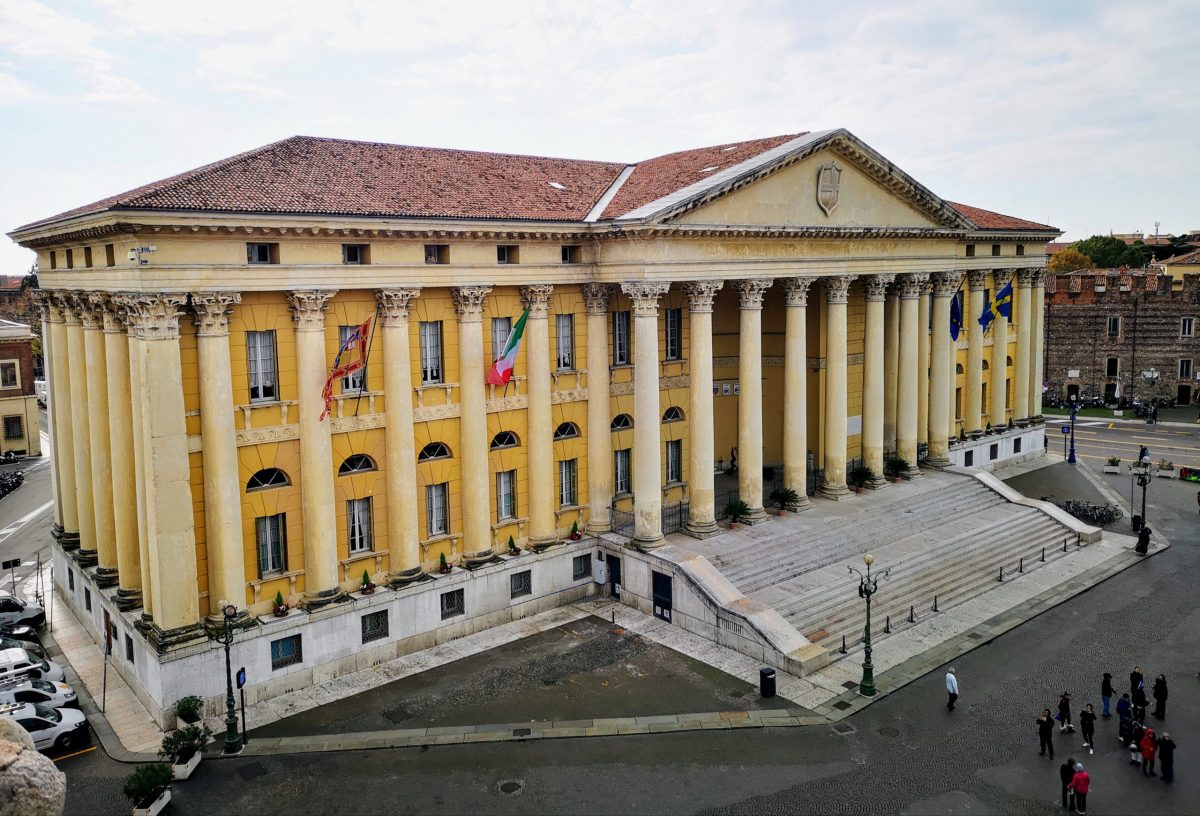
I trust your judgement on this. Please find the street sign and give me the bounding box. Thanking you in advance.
[1061,427,1070,434]
[0,558,18,570]
[236,667,246,689]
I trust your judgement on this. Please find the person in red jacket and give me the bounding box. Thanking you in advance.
[1069,762,1091,815]
[1140,727,1158,777]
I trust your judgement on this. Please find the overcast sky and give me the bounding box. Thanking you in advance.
[1,0,1197,274]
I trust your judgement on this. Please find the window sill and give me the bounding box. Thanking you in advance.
[609,364,632,371]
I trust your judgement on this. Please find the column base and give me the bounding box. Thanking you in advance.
[633,534,665,552]
[136,618,208,654]
[925,455,951,469]
[203,608,255,631]
[866,476,888,490]
[300,586,349,612]
[968,430,984,439]
[527,534,560,552]
[114,587,143,612]
[902,466,922,480]
[463,548,500,566]
[1016,417,1031,428]
[817,483,852,501]
[93,566,119,589]
[56,528,80,551]
[741,506,769,525]
[683,518,720,539]
[585,520,611,535]
[789,494,814,512]
[387,566,429,588]
[72,548,98,568]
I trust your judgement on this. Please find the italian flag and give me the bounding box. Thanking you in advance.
[486,307,529,385]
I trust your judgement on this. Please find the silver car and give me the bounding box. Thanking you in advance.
[0,594,44,628]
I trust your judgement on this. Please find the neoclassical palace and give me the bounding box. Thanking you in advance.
[10,129,1058,723]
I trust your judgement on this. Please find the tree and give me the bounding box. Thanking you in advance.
[1071,235,1150,269]
[1048,247,1091,273]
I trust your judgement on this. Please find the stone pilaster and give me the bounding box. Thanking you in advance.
[862,274,894,487]
[101,301,142,610]
[1014,269,1035,425]
[683,281,722,537]
[81,294,118,586]
[452,285,495,563]
[732,278,772,523]
[582,284,613,534]
[928,271,962,466]
[521,284,557,546]
[965,271,988,435]
[621,281,670,549]
[818,275,855,499]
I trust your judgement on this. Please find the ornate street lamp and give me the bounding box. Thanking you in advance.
[848,554,888,697]
[1067,395,1078,465]
[215,602,242,754]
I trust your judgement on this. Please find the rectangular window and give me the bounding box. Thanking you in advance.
[256,513,287,576]
[361,610,388,644]
[965,244,976,257]
[1182,317,1194,338]
[666,439,682,484]
[270,635,302,670]
[246,331,278,402]
[491,317,511,362]
[419,321,444,384]
[496,470,516,521]
[246,242,278,264]
[49,251,56,270]
[964,450,974,467]
[510,570,532,599]
[0,362,17,389]
[84,588,91,612]
[1014,437,1022,454]
[67,570,74,591]
[424,244,448,264]
[342,244,369,264]
[614,448,631,495]
[3,416,21,440]
[989,443,999,461]
[1106,357,1119,378]
[555,314,574,370]
[572,554,592,581]
[347,497,373,554]
[83,246,93,267]
[612,311,630,366]
[426,483,449,537]
[561,245,580,264]
[65,249,74,269]
[558,459,578,507]
[338,325,366,392]
[440,588,465,620]
[991,244,1001,257]
[105,244,116,267]
[1107,316,1121,337]
[1016,245,1025,257]
[124,634,134,663]
[496,245,519,264]
[664,308,682,361]
[1180,359,1193,379]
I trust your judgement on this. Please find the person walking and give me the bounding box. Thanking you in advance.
[1080,703,1096,754]
[945,667,958,711]
[1059,756,1077,810]
[1100,673,1114,719]
[1140,727,1158,777]
[1129,719,1145,766]
[1070,763,1091,815]
[1152,674,1168,719]
[1117,694,1133,744]
[1038,708,1055,759]
[1132,681,1148,723]
[1058,691,1075,733]
[1130,665,1144,697]
[1157,732,1176,784]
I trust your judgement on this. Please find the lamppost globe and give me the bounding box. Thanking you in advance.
[864,554,874,566]
[223,604,237,620]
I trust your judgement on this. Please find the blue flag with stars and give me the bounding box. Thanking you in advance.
[950,292,962,341]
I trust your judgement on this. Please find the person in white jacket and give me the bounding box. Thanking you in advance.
[946,668,959,711]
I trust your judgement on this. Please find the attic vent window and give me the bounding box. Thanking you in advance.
[699,166,719,173]
[547,182,567,190]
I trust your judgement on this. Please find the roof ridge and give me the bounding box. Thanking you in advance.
[287,134,628,167]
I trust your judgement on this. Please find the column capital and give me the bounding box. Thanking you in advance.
[191,292,242,337]
[113,293,188,340]
[451,285,492,322]
[967,270,989,291]
[863,274,895,302]
[100,301,126,334]
[684,280,723,313]
[620,281,670,316]
[520,284,555,318]
[1016,268,1039,287]
[1030,268,1045,287]
[31,290,64,323]
[782,276,818,307]
[287,290,335,332]
[896,273,930,299]
[581,283,611,315]
[376,288,421,326]
[931,271,963,297]
[732,278,772,310]
[77,293,105,330]
[823,275,855,305]
[56,291,82,325]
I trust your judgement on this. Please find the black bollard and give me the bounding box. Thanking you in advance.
[1041,546,1045,563]
[840,635,847,654]
[932,595,938,613]
[884,615,891,634]
[909,605,915,623]
[997,566,1003,582]
[1019,557,1024,573]
[1063,539,1068,553]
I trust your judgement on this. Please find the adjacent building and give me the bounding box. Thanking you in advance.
[9,128,1057,725]
[0,320,42,457]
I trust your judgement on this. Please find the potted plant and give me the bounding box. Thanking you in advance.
[160,723,212,780]
[272,591,288,618]
[174,695,203,725]
[124,763,172,816]
[1103,456,1121,475]
[438,552,452,574]
[886,457,910,483]
[1158,459,1177,479]
[848,463,874,493]
[360,569,376,595]
[769,486,799,515]
[507,535,520,556]
[568,520,582,541]
[723,499,750,528]
[984,422,992,435]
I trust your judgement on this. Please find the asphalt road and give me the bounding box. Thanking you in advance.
[34,422,1200,815]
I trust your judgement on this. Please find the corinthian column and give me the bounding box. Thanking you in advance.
[522,285,556,547]
[377,288,422,580]
[621,281,670,549]
[897,274,928,477]
[40,293,78,546]
[733,279,772,523]
[63,295,96,566]
[287,290,344,606]
[917,282,931,446]
[928,271,963,466]
[1014,270,1035,425]
[452,285,494,563]
[883,289,899,451]
[782,277,816,509]
[683,281,722,537]
[966,271,987,435]
[81,295,118,586]
[862,274,893,487]
[990,271,1010,427]
[818,275,855,499]
[192,293,245,616]
[1031,269,1046,421]
[102,301,141,610]
[583,284,613,533]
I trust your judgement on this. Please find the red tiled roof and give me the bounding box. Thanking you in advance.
[946,201,1056,232]
[1045,242,1071,255]
[0,276,25,291]
[599,134,805,220]
[1164,248,1200,265]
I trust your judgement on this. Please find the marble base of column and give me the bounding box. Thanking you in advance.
[969,430,984,439]
[114,588,143,612]
[56,529,80,551]
[817,483,852,501]
[866,475,888,490]
[93,566,119,589]
[387,566,429,587]
[463,548,501,566]
[527,534,559,552]
[585,519,611,535]
[633,533,665,552]
[791,494,815,512]
[202,609,254,631]
[73,549,98,568]
[300,586,349,612]
[137,619,207,654]
[683,518,721,539]
[1016,417,1031,428]
[926,454,952,469]
[741,506,769,525]
[902,465,922,480]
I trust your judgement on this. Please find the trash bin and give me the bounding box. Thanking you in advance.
[1131,514,1143,532]
[759,667,776,698]
[1136,527,1151,555]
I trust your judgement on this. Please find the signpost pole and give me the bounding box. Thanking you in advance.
[237,667,247,745]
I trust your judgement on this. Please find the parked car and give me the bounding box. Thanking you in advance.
[0,621,41,645]
[0,648,64,684]
[0,677,76,708]
[0,593,44,628]
[0,636,44,660]
[34,380,47,407]
[0,701,88,752]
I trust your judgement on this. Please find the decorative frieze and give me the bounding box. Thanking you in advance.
[451,285,492,322]
[620,281,671,316]
[862,274,895,302]
[413,402,462,422]
[683,280,722,313]
[782,276,817,307]
[190,292,241,337]
[610,374,689,396]
[114,293,188,341]
[376,288,421,326]
[287,290,335,331]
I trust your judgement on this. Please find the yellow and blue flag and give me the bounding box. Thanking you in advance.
[979,278,1013,333]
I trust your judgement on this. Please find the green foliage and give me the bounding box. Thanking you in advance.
[507,535,517,551]
[1107,456,1121,467]
[570,520,579,535]
[174,695,202,724]
[886,457,910,477]
[123,763,173,803]
[160,723,212,763]
[361,569,372,586]
[439,552,448,570]
[273,590,285,609]
[1047,247,1092,273]
[723,499,751,524]
[769,486,800,510]
[848,463,875,488]
[1071,235,1150,269]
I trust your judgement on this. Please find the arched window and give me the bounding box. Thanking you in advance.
[661,406,684,423]
[1006,356,1014,367]
[338,454,376,476]
[490,430,520,449]
[418,442,452,462]
[955,363,964,375]
[553,422,580,440]
[610,414,633,431]
[982,360,990,371]
[246,468,290,491]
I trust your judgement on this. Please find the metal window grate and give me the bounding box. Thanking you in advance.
[360,610,388,644]
[440,589,465,620]
[270,634,302,670]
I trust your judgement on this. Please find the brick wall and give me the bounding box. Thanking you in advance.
[0,339,35,396]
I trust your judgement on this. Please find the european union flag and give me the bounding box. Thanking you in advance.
[979,279,1014,333]
[950,292,962,341]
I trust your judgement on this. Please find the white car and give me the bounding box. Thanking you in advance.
[0,593,45,628]
[0,678,76,708]
[0,648,64,684]
[0,701,89,752]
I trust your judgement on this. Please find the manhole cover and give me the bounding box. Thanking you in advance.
[498,779,526,796]
[833,723,856,734]
[878,726,900,737]
[237,761,267,781]
[833,701,852,711]
[383,705,411,724]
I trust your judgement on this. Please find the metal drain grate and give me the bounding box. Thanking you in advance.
[833,722,856,734]
[833,700,852,711]
[842,680,859,689]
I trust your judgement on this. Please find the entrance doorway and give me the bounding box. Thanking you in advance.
[606,554,621,600]
[1067,383,1080,401]
[1178,384,1192,405]
[651,571,672,623]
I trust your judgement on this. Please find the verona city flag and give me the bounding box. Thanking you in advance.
[319,315,372,420]
[486,307,530,386]
[978,277,1014,333]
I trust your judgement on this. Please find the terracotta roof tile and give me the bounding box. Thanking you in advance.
[1164,248,1200,265]
[946,201,1057,232]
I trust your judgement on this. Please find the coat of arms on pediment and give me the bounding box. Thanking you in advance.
[816,160,842,216]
